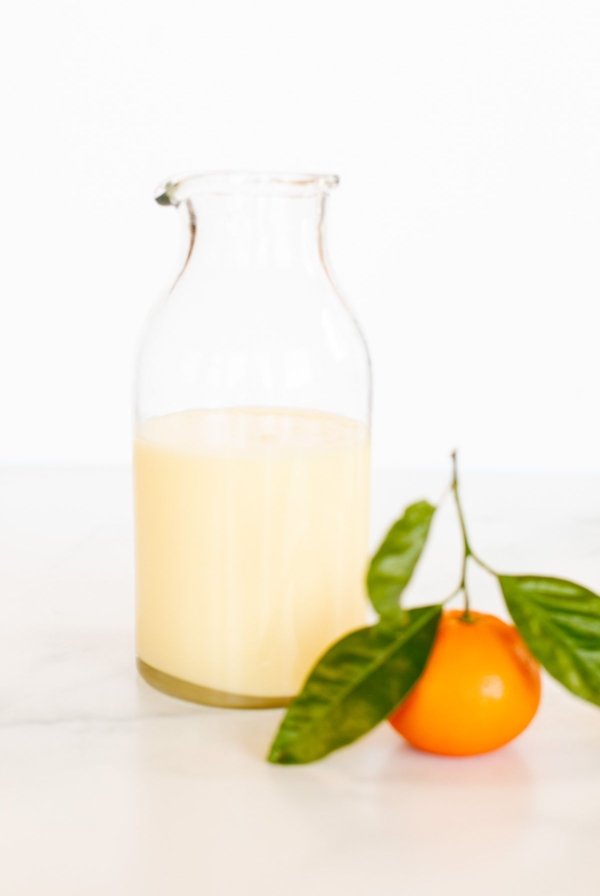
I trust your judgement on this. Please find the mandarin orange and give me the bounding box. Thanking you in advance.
[389,609,541,756]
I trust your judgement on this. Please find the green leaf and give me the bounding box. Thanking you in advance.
[367,501,436,621]
[500,574,600,706]
[268,604,442,765]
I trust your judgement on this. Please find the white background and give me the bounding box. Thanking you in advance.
[2,0,599,471]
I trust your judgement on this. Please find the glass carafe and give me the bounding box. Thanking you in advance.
[134,172,371,708]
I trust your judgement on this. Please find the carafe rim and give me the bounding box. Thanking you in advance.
[155,171,339,205]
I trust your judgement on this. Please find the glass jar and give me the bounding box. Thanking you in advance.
[134,172,371,708]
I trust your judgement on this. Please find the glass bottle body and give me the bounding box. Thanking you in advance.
[134,174,371,707]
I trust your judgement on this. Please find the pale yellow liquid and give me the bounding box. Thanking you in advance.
[134,408,370,701]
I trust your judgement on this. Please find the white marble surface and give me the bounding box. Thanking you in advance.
[3,466,600,895]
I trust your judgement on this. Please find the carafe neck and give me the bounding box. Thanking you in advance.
[156,173,339,278]
[182,193,326,274]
